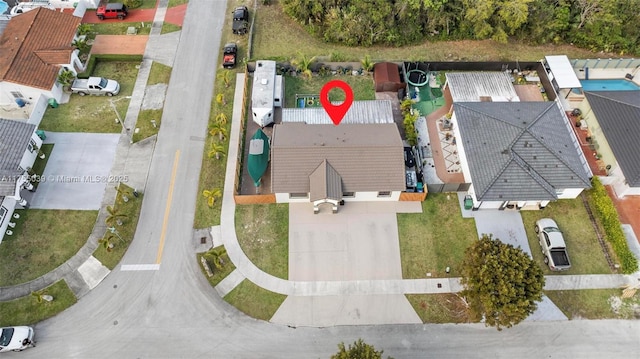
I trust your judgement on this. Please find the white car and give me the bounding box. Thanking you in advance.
[9,1,54,16]
[0,326,35,352]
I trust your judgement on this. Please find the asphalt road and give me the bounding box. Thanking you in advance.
[8,1,640,358]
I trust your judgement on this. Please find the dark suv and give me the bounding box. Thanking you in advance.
[232,6,249,35]
[96,3,128,20]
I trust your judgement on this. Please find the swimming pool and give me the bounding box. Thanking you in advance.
[0,1,9,14]
[580,79,640,91]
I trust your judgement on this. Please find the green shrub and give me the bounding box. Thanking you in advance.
[124,0,143,8]
[588,177,638,274]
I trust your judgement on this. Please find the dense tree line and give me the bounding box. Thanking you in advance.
[282,0,640,54]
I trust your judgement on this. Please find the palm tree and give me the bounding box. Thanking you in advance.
[76,23,94,36]
[361,54,374,73]
[205,246,228,270]
[72,38,89,52]
[217,70,231,88]
[291,53,316,78]
[216,93,226,106]
[57,69,76,91]
[208,142,226,160]
[114,183,136,203]
[98,235,116,252]
[202,188,222,208]
[215,112,228,125]
[105,205,127,226]
[209,123,227,141]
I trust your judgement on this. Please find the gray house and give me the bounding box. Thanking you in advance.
[451,102,592,210]
[581,91,640,197]
[0,119,41,244]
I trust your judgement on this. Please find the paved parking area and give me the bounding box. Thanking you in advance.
[29,132,120,210]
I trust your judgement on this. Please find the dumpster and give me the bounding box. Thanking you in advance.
[464,195,473,210]
[36,130,46,141]
[48,98,58,108]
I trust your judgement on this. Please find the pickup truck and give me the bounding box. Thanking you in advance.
[222,43,237,69]
[232,6,248,35]
[71,77,120,96]
[535,218,571,271]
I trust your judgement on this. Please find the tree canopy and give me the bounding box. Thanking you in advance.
[331,339,392,359]
[460,234,545,330]
[282,0,640,54]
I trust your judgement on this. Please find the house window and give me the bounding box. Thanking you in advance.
[289,193,308,199]
[377,191,391,197]
[27,139,37,153]
[343,192,355,198]
[10,91,24,99]
[0,206,6,225]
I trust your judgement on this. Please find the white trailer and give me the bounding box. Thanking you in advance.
[251,60,283,127]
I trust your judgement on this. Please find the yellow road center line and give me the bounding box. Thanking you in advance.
[156,150,180,264]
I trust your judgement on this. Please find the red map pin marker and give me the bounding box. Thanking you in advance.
[320,80,354,126]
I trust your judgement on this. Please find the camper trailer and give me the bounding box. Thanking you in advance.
[251,60,283,127]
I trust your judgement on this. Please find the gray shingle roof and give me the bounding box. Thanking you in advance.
[454,102,591,201]
[0,118,35,195]
[584,91,640,186]
[271,123,405,194]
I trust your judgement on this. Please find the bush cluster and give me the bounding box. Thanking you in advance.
[588,177,638,274]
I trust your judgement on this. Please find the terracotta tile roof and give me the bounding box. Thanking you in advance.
[271,123,406,194]
[0,8,80,90]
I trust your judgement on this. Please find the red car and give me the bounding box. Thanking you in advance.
[96,2,128,20]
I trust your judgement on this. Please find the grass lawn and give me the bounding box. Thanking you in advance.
[406,294,473,324]
[546,289,640,320]
[92,185,144,269]
[283,74,375,107]
[197,250,236,287]
[521,197,614,275]
[235,204,289,279]
[147,62,172,85]
[39,62,139,133]
[161,22,182,35]
[0,280,77,327]
[398,193,477,278]
[133,109,162,142]
[223,279,287,321]
[0,210,97,286]
[168,0,188,7]
[91,22,152,36]
[252,2,609,62]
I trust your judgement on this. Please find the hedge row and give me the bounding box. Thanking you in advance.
[588,177,638,274]
[77,54,144,79]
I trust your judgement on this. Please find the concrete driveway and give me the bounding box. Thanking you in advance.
[29,132,120,210]
[271,201,423,326]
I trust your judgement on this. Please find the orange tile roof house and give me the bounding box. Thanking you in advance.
[0,7,82,113]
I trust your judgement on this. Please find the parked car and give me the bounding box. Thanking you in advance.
[0,326,35,352]
[232,6,249,35]
[404,146,416,168]
[96,2,128,20]
[9,1,54,15]
[535,218,571,271]
[71,77,120,96]
[222,43,238,69]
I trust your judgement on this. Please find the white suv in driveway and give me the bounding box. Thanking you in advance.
[0,326,35,352]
